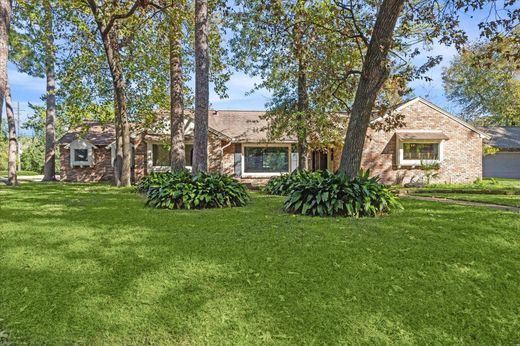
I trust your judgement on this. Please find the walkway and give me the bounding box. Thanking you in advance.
[405,195,520,213]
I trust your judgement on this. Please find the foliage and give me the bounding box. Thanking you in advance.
[283,170,402,217]
[483,144,500,156]
[264,170,322,196]
[420,161,440,185]
[443,37,520,126]
[142,171,250,209]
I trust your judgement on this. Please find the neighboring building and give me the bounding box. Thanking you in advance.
[482,127,520,179]
[58,97,489,185]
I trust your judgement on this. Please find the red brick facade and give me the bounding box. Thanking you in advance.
[60,99,486,185]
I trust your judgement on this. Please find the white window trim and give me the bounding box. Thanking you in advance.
[396,138,444,167]
[146,141,194,172]
[69,139,96,168]
[107,142,136,167]
[242,143,292,178]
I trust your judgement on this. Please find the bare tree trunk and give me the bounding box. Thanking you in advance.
[0,0,11,128]
[193,0,209,174]
[296,55,308,170]
[86,1,138,187]
[42,0,57,181]
[338,0,405,178]
[169,1,185,171]
[5,81,16,185]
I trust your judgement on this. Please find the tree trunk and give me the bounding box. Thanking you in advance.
[338,0,405,178]
[5,81,16,185]
[294,4,308,170]
[193,0,209,174]
[169,2,185,171]
[0,0,11,127]
[99,28,132,186]
[42,0,57,181]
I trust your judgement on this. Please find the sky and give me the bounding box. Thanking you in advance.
[6,4,510,135]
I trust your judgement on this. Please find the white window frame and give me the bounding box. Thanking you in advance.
[107,142,137,167]
[242,143,292,177]
[146,141,194,172]
[396,139,444,167]
[69,139,96,168]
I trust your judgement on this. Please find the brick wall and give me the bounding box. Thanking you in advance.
[360,101,483,185]
[60,146,114,182]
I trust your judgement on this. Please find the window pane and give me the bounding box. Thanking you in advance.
[244,147,289,173]
[403,143,439,160]
[152,144,171,166]
[74,149,89,162]
[185,144,193,167]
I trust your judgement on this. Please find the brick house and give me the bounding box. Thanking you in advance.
[58,97,489,185]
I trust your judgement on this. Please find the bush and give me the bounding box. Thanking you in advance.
[141,171,250,209]
[264,170,323,195]
[283,170,402,217]
[136,170,192,193]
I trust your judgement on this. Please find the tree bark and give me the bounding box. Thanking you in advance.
[42,0,57,181]
[86,1,138,186]
[5,80,16,185]
[338,0,405,178]
[193,0,209,174]
[294,4,308,170]
[169,1,185,171]
[0,0,11,128]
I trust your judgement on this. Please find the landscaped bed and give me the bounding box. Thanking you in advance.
[1,183,520,344]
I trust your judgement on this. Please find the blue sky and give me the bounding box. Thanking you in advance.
[6,4,509,134]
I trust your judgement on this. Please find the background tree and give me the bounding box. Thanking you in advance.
[5,80,16,184]
[0,0,10,131]
[443,38,520,126]
[193,0,209,173]
[10,0,59,181]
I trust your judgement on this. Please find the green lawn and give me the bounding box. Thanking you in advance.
[0,170,41,176]
[1,184,520,345]
[415,193,520,208]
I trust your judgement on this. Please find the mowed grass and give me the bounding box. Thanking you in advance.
[1,183,520,345]
[416,193,520,208]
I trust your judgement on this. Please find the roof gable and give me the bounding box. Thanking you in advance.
[396,97,490,138]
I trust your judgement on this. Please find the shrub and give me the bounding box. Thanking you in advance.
[143,171,250,209]
[284,170,402,217]
[264,170,323,195]
[136,170,192,193]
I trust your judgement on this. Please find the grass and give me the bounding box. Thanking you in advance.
[414,193,520,208]
[0,170,41,176]
[1,183,520,345]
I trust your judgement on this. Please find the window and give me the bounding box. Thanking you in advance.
[243,146,289,174]
[403,143,439,160]
[69,139,95,167]
[152,144,194,167]
[74,149,89,162]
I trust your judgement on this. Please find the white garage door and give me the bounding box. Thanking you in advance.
[483,152,520,179]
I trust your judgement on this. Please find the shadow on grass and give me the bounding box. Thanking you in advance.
[1,183,520,344]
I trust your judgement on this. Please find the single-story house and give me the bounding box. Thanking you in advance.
[58,97,489,185]
[482,126,520,179]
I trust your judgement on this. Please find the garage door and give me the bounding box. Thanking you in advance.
[483,152,520,179]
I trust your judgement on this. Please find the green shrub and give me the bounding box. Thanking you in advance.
[284,170,402,217]
[264,170,323,195]
[136,170,192,193]
[143,171,250,209]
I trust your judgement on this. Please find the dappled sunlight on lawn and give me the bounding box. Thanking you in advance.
[1,183,520,344]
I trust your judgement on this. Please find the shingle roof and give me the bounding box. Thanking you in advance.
[58,122,116,146]
[482,127,520,150]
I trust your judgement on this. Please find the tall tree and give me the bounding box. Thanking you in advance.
[83,0,144,186]
[193,0,209,173]
[5,80,16,185]
[338,0,405,177]
[443,38,520,126]
[42,0,57,180]
[168,0,185,171]
[0,0,11,131]
[335,0,519,177]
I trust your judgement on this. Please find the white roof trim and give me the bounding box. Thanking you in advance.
[64,138,98,149]
[394,97,490,139]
